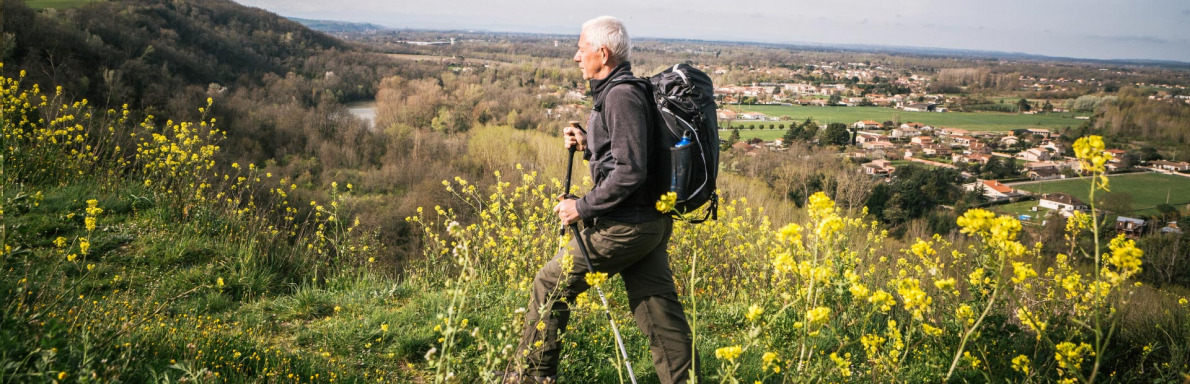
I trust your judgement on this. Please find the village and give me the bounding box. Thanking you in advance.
[717,112,1190,239]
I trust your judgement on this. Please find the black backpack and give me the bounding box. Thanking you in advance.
[604,64,720,222]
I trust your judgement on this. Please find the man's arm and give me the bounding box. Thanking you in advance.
[575,85,651,219]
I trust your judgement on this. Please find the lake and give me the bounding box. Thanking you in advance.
[346,100,377,128]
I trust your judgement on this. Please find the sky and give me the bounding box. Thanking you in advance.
[234,0,1190,63]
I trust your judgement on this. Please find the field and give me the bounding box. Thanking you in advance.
[726,105,1090,132]
[24,0,100,9]
[1006,172,1190,215]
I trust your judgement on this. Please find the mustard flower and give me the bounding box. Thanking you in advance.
[830,352,853,377]
[1012,354,1032,375]
[807,191,837,220]
[655,191,677,213]
[868,290,895,313]
[584,272,609,287]
[777,223,803,245]
[715,345,743,362]
[1011,262,1037,284]
[806,306,831,328]
[745,304,764,322]
[1055,342,1093,371]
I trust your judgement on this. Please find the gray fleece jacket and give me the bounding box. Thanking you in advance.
[576,62,667,223]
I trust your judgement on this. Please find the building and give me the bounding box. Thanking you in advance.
[1000,135,1021,147]
[853,120,882,130]
[1039,193,1088,217]
[938,127,971,137]
[1018,148,1052,162]
[890,127,921,139]
[902,103,937,112]
[965,179,1020,201]
[862,159,896,175]
[1151,160,1190,172]
[911,136,935,146]
[921,144,952,156]
[1115,216,1147,239]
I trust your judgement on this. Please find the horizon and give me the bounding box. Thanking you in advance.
[235,0,1190,63]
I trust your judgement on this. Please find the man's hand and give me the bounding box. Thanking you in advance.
[554,195,581,225]
[563,124,586,152]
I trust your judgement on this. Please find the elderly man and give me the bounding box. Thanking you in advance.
[506,16,697,384]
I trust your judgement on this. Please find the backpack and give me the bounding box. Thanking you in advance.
[603,64,720,222]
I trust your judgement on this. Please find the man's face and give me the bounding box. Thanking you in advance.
[574,31,608,80]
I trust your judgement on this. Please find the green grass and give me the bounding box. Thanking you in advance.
[24,0,101,9]
[1008,172,1190,216]
[725,105,1090,132]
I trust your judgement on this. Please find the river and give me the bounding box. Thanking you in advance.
[346,100,377,128]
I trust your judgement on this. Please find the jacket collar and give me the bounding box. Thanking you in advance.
[590,62,634,111]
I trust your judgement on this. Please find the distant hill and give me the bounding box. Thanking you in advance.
[289,17,388,33]
[1,0,346,112]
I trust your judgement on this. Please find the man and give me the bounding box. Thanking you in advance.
[508,15,696,384]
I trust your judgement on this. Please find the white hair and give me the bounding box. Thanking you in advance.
[582,16,631,63]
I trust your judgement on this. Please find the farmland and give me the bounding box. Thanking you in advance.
[1006,172,1190,216]
[726,105,1091,132]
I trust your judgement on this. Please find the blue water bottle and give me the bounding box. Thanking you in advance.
[670,133,693,201]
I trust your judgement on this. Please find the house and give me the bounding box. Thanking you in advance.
[911,136,935,146]
[717,109,738,120]
[1000,135,1021,147]
[950,135,976,147]
[968,142,992,154]
[852,120,882,130]
[1027,167,1062,180]
[863,141,898,151]
[739,112,768,120]
[965,179,1019,201]
[938,127,971,137]
[1105,149,1127,163]
[862,159,896,175]
[1115,216,1147,239]
[1024,128,1051,138]
[1018,148,1052,162]
[900,122,926,130]
[902,103,937,112]
[1151,160,1190,172]
[953,153,992,165]
[890,127,921,139]
[1039,193,1088,217]
[1161,222,1184,235]
[855,132,889,145]
[921,144,952,156]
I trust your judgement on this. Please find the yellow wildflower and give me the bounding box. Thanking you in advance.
[715,345,743,362]
[806,306,831,328]
[777,223,803,245]
[1012,354,1031,374]
[868,290,895,313]
[655,191,677,213]
[745,304,764,322]
[584,272,609,287]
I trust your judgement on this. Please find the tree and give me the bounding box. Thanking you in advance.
[819,123,851,147]
[1098,192,1134,215]
[1017,98,1032,113]
[784,124,804,146]
[722,128,741,150]
[827,94,842,106]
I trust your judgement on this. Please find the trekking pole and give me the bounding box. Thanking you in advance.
[563,142,638,384]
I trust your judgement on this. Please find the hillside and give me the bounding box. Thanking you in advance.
[2,0,344,112]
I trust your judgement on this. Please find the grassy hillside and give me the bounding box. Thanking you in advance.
[4,70,1189,382]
